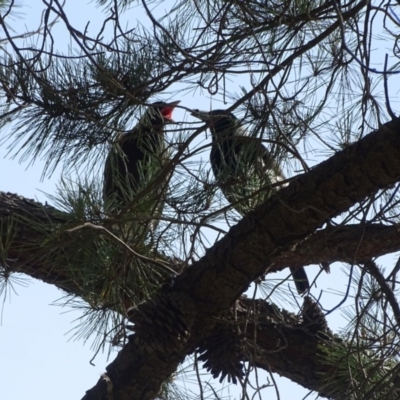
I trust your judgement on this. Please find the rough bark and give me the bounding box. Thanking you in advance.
[2,193,399,293]
[2,118,400,399]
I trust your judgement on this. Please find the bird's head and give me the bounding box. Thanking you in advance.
[144,100,181,126]
[191,109,240,137]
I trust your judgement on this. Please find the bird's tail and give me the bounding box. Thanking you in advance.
[289,266,309,294]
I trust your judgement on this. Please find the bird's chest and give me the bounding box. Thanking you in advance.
[115,132,166,184]
[211,140,265,180]
[211,138,279,214]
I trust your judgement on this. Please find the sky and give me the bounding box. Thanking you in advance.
[0,1,399,399]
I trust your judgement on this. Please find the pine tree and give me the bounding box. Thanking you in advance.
[1,0,400,399]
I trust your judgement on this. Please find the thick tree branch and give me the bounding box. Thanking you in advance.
[3,118,400,398]
[237,296,345,399]
[1,192,399,295]
[88,117,400,400]
[274,223,400,270]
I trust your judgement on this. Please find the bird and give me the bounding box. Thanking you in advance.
[191,109,309,294]
[103,100,180,240]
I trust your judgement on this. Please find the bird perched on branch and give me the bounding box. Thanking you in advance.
[103,100,180,240]
[191,109,309,294]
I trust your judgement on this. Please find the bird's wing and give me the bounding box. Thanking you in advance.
[254,142,287,185]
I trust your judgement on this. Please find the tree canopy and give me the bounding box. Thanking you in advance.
[1,0,400,399]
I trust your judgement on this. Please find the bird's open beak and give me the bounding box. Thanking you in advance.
[160,100,181,123]
[190,109,213,122]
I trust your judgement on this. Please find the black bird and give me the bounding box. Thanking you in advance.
[191,109,309,294]
[103,100,180,238]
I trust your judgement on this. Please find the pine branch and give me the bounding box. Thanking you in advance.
[2,117,400,398]
[25,116,392,398]
[2,191,400,296]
